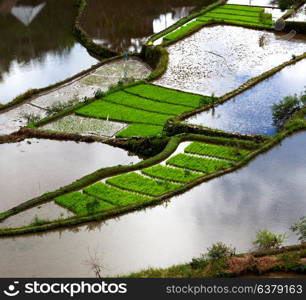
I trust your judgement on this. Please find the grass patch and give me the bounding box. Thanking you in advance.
[125,84,210,108]
[222,4,264,12]
[142,164,202,183]
[116,124,164,137]
[185,142,250,161]
[107,172,181,197]
[76,100,170,126]
[84,182,151,206]
[167,154,233,174]
[104,91,191,115]
[163,20,206,41]
[55,192,114,215]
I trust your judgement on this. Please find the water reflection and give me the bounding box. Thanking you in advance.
[0,132,305,277]
[186,59,306,136]
[0,0,97,104]
[0,139,141,211]
[81,0,213,52]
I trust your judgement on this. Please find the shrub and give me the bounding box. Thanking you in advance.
[95,89,104,99]
[278,252,300,270]
[45,98,81,116]
[272,92,306,129]
[190,256,210,270]
[252,229,286,250]
[207,242,236,260]
[291,216,306,243]
[21,112,42,124]
[30,216,50,226]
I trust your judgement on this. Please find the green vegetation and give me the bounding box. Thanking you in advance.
[162,4,273,43]
[22,113,43,124]
[30,216,50,227]
[163,20,206,41]
[45,98,81,116]
[104,91,190,115]
[125,84,210,108]
[84,182,151,206]
[272,92,306,129]
[207,242,236,260]
[167,154,232,174]
[185,142,249,161]
[55,192,114,215]
[252,229,286,250]
[142,165,202,183]
[291,216,306,243]
[76,100,170,125]
[116,124,164,138]
[107,172,181,197]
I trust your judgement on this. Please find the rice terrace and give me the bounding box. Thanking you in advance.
[0,0,306,279]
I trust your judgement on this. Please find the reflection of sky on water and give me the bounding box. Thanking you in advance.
[187,59,306,136]
[0,139,140,211]
[0,133,305,277]
[0,43,97,104]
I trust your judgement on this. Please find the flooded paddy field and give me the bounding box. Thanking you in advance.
[81,0,213,52]
[0,132,305,277]
[155,25,306,96]
[0,139,140,212]
[0,57,151,135]
[0,0,98,104]
[186,59,306,136]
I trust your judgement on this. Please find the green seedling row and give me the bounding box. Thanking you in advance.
[84,182,152,206]
[116,124,164,137]
[167,153,233,174]
[104,91,190,116]
[142,164,202,183]
[185,142,250,161]
[163,20,206,41]
[106,172,181,197]
[55,192,114,215]
[222,4,264,12]
[125,84,211,108]
[76,100,170,126]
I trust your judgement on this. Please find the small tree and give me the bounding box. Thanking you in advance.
[253,229,286,250]
[291,217,306,243]
[207,242,236,260]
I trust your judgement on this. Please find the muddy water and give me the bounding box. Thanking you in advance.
[186,59,306,136]
[155,25,306,96]
[0,132,305,277]
[0,0,97,104]
[0,139,140,212]
[81,0,213,52]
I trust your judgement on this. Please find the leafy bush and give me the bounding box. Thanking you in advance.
[291,216,306,243]
[207,242,236,260]
[278,252,300,270]
[45,98,81,116]
[252,229,286,250]
[21,112,42,124]
[30,216,50,226]
[190,256,210,270]
[95,89,104,99]
[272,95,301,128]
